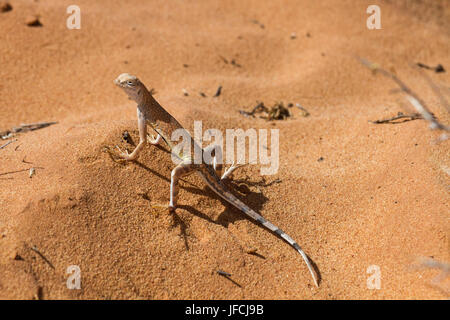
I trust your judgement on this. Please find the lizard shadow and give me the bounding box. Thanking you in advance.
[180,176,321,284]
[167,209,190,251]
[133,161,170,183]
[179,177,272,227]
[177,177,275,260]
[179,179,322,285]
[163,179,268,253]
[134,163,321,284]
[140,173,271,255]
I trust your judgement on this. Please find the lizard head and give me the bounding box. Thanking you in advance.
[114,73,144,102]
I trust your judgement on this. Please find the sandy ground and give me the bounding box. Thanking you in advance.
[0,0,449,299]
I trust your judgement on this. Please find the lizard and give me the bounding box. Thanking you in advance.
[113,73,318,287]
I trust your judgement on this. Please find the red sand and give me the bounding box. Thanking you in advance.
[0,0,449,299]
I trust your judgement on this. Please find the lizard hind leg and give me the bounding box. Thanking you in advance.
[221,162,247,180]
[202,144,247,180]
[147,133,161,145]
[169,161,196,210]
[203,144,223,173]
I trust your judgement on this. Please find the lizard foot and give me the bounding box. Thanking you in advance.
[150,202,175,212]
[115,145,134,161]
[103,146,130,163]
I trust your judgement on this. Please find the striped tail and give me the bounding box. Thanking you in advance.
[198,166,318,287]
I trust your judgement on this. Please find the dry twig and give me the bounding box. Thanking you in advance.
[359,58,449,132]
[1,121,57,139]
[0,139,17,150]
[370,112,422,124]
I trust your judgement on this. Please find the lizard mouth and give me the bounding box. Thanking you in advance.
[113,78,122,86]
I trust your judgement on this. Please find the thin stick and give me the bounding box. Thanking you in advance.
[13,121,58,133]
[0,166,44,176]
[2,121,58,139]
[0,139,17,150]
[413,65,450,113]
[358,57,449,132]
[0,168,30,176]
[370,112,422,124]
[217,270,232,277]
[30,245,55,269]
[213,85,222,97]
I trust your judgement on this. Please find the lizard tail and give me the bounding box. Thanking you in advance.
[197,166,319,287]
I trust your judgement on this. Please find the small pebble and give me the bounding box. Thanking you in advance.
[213,85,222,97]
[26,15,43,27]
[435,64,445,73]
[122,131,132,144]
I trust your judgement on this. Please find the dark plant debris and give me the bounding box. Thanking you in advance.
[0,1,12,12]
[239,102,292,121]
[213,85,222,97]
[251,19,265,29]
[219,55,229,64]
[231,59,241,68]
[219,55,241,68]
[417,62,445,73]
[26,15,43,27]
[359,57,449,132]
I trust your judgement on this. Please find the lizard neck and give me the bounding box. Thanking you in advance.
[136,84,152,106]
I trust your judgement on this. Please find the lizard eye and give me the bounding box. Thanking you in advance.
[126,80,134,86]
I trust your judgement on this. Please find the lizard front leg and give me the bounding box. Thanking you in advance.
[118,111,147,161]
